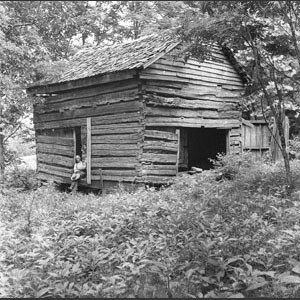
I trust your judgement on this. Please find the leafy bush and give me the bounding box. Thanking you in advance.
[289,136,300,160]
[210,152,257,180]
[3,165,38,191]
[2,158,300,298]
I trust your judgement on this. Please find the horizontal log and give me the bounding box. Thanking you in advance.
[28,69,137,94]
[141,153,177,163]
[37,143,74,157]
[145,130,178,141]
[35,118,86,130]
[38,172,70,183]
[145,106,240,119]
[146,96,237,111]
[141,71,243,90]
[142,164,177,170]
[91,149,138,157]
[34,99,142,123]
[38,153,74,167]
[92,126,142,135]
[92,122,140,131]
[91,169,137,177]
[144,86,242,101]
[92,112,142,126]
[141,169,177,176]
[145,117,240,128]
[92,133,141,142]
[144,94,237,111]
[91,144,138,151]
[41,79,139,103]
[35,91,139,114]
[97,175,139,182]
[92,157,138,168]
[143,140,177,152]
[36,135,73,146]
[38,163,71,178]
[35,112,143,130]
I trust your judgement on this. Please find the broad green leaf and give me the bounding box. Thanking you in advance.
[279,275,300,284]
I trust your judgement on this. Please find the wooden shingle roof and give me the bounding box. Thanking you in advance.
[57,33,179,83]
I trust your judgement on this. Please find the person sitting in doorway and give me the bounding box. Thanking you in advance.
[69,155,86,193]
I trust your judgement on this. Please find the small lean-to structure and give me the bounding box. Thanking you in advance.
[27,33,251,191]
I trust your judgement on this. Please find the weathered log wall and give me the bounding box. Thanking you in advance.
[139,127,178,184]
[33,77,144,186]
[139,45,244,182]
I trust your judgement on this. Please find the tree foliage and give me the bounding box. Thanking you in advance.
[176,0,300,189]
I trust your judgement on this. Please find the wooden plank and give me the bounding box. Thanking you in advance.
[37,143,74,157]
[141,153,177,163]
[92,122,140,131]
[92,112,142,125]
[38,163,71,178]
[91,169,137,177]
[150,61,242,81]
[143,65,243,85]
[92,149,138,156]
[144,86,242,101]
[145,106,240,119]
[176,129,180,175]
[92,133,141,143]
[41,79,138,103]
[38,153,74,167]
[159,57,240,77]
[145,130,178,141]
[92,157,138,168]
[145,117,240,128]
[35,92,140,114]
[73,129,76,160]
[145,94,236,110]
[226,130,230,154]
[241,118,255,128]
[141,169,177,176]
[155,56,242,78]
[86,117,91,184]
[143,140,177,152]
[38,172,70,183]
[35,118,87,130]
[91,144,138,151]
[34,112,142,131]
[94,175,138,182]
[141,73,243,90]
[142,164,178,170]
[34,98,141,123]
[36,135,73,146]
[92,126,142,135]
[27,69,137,94]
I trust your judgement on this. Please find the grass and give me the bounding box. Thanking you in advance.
[2,156,300,297]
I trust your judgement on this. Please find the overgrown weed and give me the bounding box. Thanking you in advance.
[2,156,300,297]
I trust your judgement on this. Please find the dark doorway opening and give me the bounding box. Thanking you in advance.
[187,128,227,170]
[74,127,82,158]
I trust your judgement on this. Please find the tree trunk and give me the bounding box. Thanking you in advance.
[0,126,4,184]
[275,115,292,192]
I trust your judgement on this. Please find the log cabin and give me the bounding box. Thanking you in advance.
[26,33,251,191]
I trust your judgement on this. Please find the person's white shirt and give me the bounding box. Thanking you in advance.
[74,161,86,173]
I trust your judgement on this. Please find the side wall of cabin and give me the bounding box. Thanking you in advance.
[139,45,245,183]
[33,71,144,189]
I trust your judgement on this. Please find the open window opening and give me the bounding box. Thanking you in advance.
[179,128,228,171]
